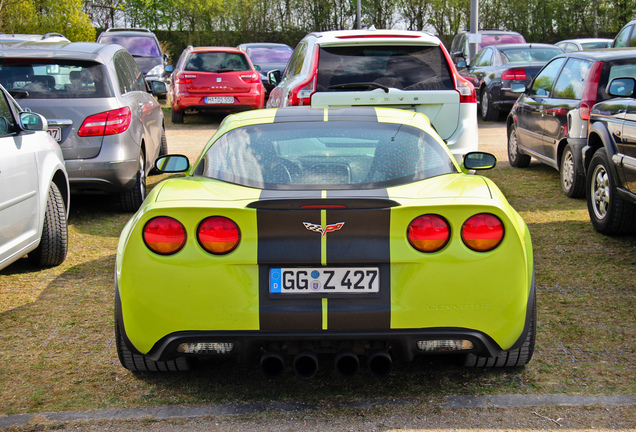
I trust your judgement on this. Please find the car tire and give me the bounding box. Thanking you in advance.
[507,124,531,168]
[159,127,169,156]
[480,88,497,122]
[120,153,146,212]
[560,144,585,198]
[586,148,636,235]
[28,182,68,267]
[464,290,536,368]
[172,109,184,124]
[115,319,190,372]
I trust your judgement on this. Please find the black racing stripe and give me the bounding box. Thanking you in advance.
[273,108,325,123]
[325,189,391,330]
[257,190,323,331]
[327,107,378,122]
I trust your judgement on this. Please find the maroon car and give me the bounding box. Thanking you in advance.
[169,46,265,123]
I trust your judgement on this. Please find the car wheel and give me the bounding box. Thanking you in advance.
[464,289,536,368]
[172,109,184,124]
[560,144,585,198]
[120,153,146,212]
[507,124,531,168]
[480,88,497,122]
[586,148,636,235]
[159,127,168,156]
[28,182,68,267]
[115,318,190,372]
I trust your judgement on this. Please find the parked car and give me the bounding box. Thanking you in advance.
[0,40,168,211]
[584,76,636,235]
[555,38,613,52]
[612,19,636,48]
[114,106,536,376]
[458,43,563,121]
[237,42,293,97]
[0,84,69,271]
[450,30,526,66]
[266,29,478,163]
[506,48,636,198]
[97,28,172,94]
[169,46,265,123]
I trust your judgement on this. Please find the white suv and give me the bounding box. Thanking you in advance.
[266,29,478,163]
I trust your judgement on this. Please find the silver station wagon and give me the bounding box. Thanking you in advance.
[0,40,168,211]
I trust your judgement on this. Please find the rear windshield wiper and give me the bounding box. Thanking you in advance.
[328,82,391,93]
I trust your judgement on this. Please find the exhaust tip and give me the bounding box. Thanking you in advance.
[335,350,360,378]
[293,350,318,379]
[368,350,392,378]
[260,351,285,379]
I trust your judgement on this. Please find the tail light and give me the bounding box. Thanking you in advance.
[455,75,477,103]
[407,215,450,253]
[197,216,240,254]
[288,48,320,106]
[174,73,196,84]
[143,217,186,255]
[239,72,260,83]
[461,214,504,252]
[580,61,603,121]
[502,68,527,80]
[78,107,131,137]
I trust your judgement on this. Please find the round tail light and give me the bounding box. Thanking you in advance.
[461,214,504,252]
[143,217,186,255]
[198,216,240,254]
[407,214,450,253]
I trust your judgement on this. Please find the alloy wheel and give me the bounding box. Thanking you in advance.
[591,163,610,220]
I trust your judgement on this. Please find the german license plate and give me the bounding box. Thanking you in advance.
[270,267,379,294]
[47,127,61,142]
[205,96,234,104]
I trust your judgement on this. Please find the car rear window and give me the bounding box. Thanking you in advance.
[478,34,525,50]
[99,35,161,57]
[0,61,113,99]
[185,52,250,72]
[500,47,563,63]
[193,121,456,190]
[316,45,454,91]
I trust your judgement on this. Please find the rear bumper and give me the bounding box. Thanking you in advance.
[172,91,264,112]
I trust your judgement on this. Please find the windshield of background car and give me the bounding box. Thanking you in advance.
[500,47,563,64]
[245,46,293,64]
[478,34,525,50]
[0,60,113,99]
[98,35,161,57]
[316,45,454,91]
[581,41,612,49]
[192,121,457,190]
[185,52,250,72]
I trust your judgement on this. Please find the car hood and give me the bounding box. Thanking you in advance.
[150,173,494,204]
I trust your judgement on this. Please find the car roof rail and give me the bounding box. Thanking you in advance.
[105,28,152,33]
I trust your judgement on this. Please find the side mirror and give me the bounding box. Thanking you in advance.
[607,77,635,97]
[463,152,497,170]
[164,64,174,75]
[253,64,261,71]
[155,155,190,173]
[151,80,167,96]
[19,112,48,131]
[457,60,467,69]
[511,83,527,93]
[267,70,281,86]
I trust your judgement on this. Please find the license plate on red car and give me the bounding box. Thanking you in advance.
[270,267,379,294]
[205,96,234,104]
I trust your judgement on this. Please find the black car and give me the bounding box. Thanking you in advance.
[584,77,636,235]
[458,43,563,121]
[507,48,636,198]
[612,19,636,48]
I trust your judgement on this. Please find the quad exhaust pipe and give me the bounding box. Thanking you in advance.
[260,350,285,379]
[368,349,392,378]
[292,349,319,379]
[334,350,360,377]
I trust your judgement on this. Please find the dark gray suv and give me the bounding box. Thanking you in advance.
[0,40,168,211]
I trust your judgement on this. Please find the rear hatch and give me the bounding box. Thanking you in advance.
[182,51,255,94]
[311,44,460,140]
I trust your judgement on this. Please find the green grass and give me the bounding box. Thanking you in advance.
[0,152,634,415]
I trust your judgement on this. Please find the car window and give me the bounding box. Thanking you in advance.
[531,57,566,96]
[500,47,563,64]
[552,58,592,99]
[0,60,112,99]
[603,59,636,99]
[185,52,250,72]
[284,42,307,79]
[193,122,456,190]
[317,45,454,91]
[99,35,161,57]
[114,51,137,94]
[0,89,16,135]
[245,47,293,64]
[474,48,493,67]
[613,25,634,48]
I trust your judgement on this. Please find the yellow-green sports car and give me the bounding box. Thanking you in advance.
[115,107,534,378]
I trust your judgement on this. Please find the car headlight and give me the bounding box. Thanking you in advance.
[146,65,164,77]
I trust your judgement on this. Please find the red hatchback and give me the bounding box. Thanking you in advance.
[170,46,265,123]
